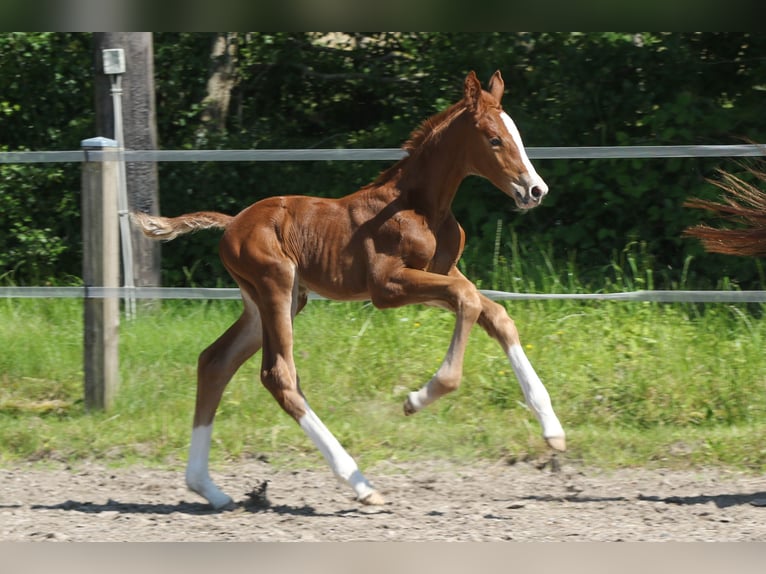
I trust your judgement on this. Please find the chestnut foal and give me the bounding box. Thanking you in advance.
[134,70,565,509]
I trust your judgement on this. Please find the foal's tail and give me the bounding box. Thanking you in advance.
[131,211,234,241]
[683,164,766,257]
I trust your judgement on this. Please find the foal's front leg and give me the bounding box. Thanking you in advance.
[477,293,566,451]
[402,296,479,414]
[399,264,566,451]
[369,267,483,415]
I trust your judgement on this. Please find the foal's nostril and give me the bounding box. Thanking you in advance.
[530,186,543,201]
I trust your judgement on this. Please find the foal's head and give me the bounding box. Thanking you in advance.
[462,70,548,210]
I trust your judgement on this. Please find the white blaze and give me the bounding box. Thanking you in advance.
[500,112,547,193]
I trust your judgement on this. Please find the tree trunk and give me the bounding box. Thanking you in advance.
[93,32,161,290]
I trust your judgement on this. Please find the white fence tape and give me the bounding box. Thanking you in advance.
[2,144,765,305]
[1,287,765,303]
[1,144,765,164]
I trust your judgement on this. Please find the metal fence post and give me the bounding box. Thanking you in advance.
[81,137,120,410]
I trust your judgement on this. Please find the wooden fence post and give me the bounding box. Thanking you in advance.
[81,137,120,410]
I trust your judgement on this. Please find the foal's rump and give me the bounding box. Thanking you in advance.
[133,196,374,302]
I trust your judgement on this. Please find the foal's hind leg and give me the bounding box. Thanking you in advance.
[186,295,262,509]
[476,293,566,451]
[253,271,384,505]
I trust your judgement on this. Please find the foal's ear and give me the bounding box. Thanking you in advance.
[464,70,483,112]
[487,70,504,103]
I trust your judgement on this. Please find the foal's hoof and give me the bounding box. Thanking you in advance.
[215,499,238,511]
[403,393,419,416]
[206,494,235,511]
[360,490,386,506]
[545,435,567,452]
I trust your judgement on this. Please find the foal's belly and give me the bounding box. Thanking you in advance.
[301,280,371,302]
[296,248,371,302]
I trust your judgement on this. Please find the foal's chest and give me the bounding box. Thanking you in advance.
[382,211,439,269]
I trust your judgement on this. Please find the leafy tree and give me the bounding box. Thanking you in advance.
[0,32,92,282]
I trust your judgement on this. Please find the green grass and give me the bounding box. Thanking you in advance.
[1,291,765,474]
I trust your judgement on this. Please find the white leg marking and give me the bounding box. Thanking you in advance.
[406,363,450,413]
[186,424,233,509]
[299,403,376,501]
[406,388,428,412]
[406,311,468,414]
[507,344,565,440]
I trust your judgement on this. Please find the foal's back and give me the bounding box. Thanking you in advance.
[219,183,411,301]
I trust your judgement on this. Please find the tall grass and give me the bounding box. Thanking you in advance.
[1,248,765,473]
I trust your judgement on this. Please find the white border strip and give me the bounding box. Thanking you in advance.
[1,287,764,303]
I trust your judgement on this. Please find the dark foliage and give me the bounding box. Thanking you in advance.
[2,33,765,288]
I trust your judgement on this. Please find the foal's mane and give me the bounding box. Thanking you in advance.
[370,100,469,186]
[402,101,467,155]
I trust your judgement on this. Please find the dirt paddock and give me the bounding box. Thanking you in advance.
[2,456,765,542]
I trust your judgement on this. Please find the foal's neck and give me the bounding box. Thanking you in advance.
[396,110,472,223]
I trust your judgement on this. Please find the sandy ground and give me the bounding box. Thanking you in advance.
[2,456,766,542]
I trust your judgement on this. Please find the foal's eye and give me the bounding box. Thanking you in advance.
[489,137,502,147]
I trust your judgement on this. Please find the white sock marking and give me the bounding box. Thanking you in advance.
[299,404,375,500]
[407,365,450,412]
[507,344,564,439]
[186,424,233,509]
[407,389,427,412]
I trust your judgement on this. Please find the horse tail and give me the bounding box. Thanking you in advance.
[131,211,234,241]
[683,164,766,257]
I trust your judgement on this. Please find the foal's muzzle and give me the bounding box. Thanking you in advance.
[513,173,548,209]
